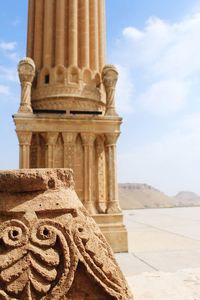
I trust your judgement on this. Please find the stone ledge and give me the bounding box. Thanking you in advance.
[0,168,74,193]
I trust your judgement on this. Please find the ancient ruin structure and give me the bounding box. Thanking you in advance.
[0,169,133,299]
[13,0,128,252]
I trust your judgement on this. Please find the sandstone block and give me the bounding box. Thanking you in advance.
[0,169,133,300]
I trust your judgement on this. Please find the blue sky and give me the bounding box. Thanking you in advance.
[0,0,200,195]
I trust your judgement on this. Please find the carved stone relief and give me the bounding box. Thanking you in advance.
[0,169,133,300]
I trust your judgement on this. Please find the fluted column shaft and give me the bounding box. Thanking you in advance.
[106,134,121,214]
[96,137,106,213]
[81,133,95,214]
[33,0,44,69]
[90,0,99,71]
[79,0,90,68]
[56,0,65,66]
[43,0,54,68]
[69,0,78,66]
[17,132,32,169]
[98,0,106,70]
[27,0,35,58]
[46,133,58,168]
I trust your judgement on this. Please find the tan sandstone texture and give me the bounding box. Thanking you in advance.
[13,0,128,252]
[0,169,133,300]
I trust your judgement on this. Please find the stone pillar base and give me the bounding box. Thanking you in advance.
[92,213,128,253]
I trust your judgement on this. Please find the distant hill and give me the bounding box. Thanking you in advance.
[119,183,200,209]
[119,183,174,209]
[174,191,200,207]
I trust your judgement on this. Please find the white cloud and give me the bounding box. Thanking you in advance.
[113,12,200,116]
[115,65,135,114]
[0,41,17,51]
[0,66,18,82]
[140,79,189,115]
[0,84,10,95]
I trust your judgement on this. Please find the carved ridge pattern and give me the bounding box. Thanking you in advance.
[0,219,78,300]
[31,99,105,112]
[72,220,127,299]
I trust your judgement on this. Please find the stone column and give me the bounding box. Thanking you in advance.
[68,0,78,66]
[55,0,65,66]
[81,133,96,214]
[98,0,106,70]
[33,0,44,69]
[79,0,90,68]
[17,132,32,169]
[43,0,54,68]
[90,0,99,71]
[46,133,58,168]
[62,133,77,169]
[27,0,35,58]
[18,58,35,113]
[105,134,121,214]
[102,65,119,116]
[96,137,106,213]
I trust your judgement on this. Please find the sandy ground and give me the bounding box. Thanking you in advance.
[116,207,200,299]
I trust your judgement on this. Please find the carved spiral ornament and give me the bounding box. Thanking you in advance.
[0,220,78,300]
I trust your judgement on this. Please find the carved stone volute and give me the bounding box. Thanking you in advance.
[0,169,133,300]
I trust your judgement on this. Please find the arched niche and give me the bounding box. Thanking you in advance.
[68,66,79,84]
[55,65,66,84]
[82,69,92,84]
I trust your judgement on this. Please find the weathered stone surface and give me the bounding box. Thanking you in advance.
[0,169,133,300]
[13,0,128,252]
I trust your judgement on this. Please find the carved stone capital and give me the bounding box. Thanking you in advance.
[96,136,105,155]
[0,169,133,299]
[17,131,32,145]
[105,133,119,146]
[81,133,95,146]
[62,132,77,144]
[46,132,58,145]
[18,57,36,84]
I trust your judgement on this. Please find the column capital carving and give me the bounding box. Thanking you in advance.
[62,132,77,144]
[105,133,120,146]
[45,132,58,145]
[96,136,105,155]
[81,133,95,146]
[17,131,32,145]
[18,57,35,83]
[102,64,118,116]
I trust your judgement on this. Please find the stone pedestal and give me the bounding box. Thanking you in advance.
[0,169,133,300]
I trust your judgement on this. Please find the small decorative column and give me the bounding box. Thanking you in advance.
[17,131,32,169]
[96,137,106,213]
[105,133,121,214]
[102,65,118,116]
[46,133,58,168]
[18,58,35,113]
[81,133,96,214]
[62,133,77,168]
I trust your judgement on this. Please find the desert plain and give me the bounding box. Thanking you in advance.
[116,207,200,300]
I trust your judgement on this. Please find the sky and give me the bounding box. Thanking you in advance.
[0,1,200,196]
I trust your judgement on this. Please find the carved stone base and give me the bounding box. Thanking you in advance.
[0,169,133,300]
[93,214,129,253]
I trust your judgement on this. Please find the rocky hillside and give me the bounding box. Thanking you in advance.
[119,183,174,209]
[174,191,200,207]
[119,183,200,209]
